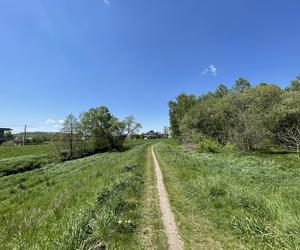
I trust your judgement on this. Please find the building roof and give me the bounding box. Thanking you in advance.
[0,128,12,131]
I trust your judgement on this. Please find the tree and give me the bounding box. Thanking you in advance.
[169,82,295,151]
[117,116,142,147]
[163,126,169,137]
[80,106,120,151]
[169,94,197,139]
[233,78,251,92]
[122,116,142,136]
[79,106,140,151]
[230,110,270,150]
[62,114,78,157]
[279,126,300,158]
[215,84,229,98]
[4,131,14,141]
[289,75,300,91]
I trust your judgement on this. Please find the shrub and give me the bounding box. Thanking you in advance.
[121,164,137,173]
[195,136,221,153]
[222,143,238,153]
[1,141,17,147]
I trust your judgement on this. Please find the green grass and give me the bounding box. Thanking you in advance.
[0,141,165,249]
[0,144,54,159]
[0,144,55,176]
[0,140,152,177]
[154,142,300,249]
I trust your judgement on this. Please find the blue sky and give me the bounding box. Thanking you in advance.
[1,0,300,133]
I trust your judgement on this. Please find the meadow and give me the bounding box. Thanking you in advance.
[0,141,166,249]
[2,139,300,249]
[154,142,300,249]
[0,144,53,159]
[0,144,55,176]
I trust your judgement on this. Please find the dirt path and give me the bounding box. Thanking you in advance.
[151,145,183,250]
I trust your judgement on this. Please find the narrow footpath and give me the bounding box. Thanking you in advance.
[151,145,183,250]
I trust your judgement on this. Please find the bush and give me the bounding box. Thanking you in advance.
[195,136,221,153]
[1,141,17,147]
[222,143,238,153]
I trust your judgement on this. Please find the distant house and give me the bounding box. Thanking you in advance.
[0,128,12,144]
[144,130,163,139]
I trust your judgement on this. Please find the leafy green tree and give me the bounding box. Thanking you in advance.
[169,81,300,152]
[230,110,270,150]
[122,116,142,136]
[215,84,229,98]
[62,114,78,157]
[79,106,140,150]
[169,94,197,139]
[4,131,14,141]
[80,106,121,151]
[289,75,300,91]
[116,116,142,147]
[233,78,251,92]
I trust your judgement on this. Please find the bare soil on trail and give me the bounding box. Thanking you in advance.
[151,145,183,250]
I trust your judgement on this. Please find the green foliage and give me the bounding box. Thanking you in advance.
[221,143,238,153]
[233,77,251,92]
[168,93,197,139]
[4,131,14,141]
[195,135,221,153]
[79,106,141,152]
[288,75,300,91]
[169,78,300,152]
[52,107,142,160]
[1,141,16,147]
[215,84,229,98]
[0,142,150,249]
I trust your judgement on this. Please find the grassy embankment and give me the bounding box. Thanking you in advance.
[154,142,300,249]
[0,140,150,176]
[0,144,55,176]
[0,140,166,249]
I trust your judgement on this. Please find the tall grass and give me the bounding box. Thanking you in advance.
[155,142,300,249]
[0,143,151,249]
[0,144,54,159]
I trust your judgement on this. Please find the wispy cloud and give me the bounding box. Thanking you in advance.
[45,118,64,131]
[201,65,217,76]
[104,0,110,5]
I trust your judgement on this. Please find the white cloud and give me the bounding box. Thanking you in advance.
[201,65,217,76]
[45,118,64,131]
[45,118,64,125]
[46,119,56,124]
[104,0,110,5]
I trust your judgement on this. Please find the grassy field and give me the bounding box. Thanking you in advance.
[0,140,149,177]
[154,142,300,249]
[0,144,54,159]
[3,139,299,249]
[0,144,55,176]
[0,141,166,249]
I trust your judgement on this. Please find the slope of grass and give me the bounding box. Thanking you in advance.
[0,144,54,159]
[0,142,162,249]
[0,144,55,176]
[0,140,151,177]
[154,142,300,249]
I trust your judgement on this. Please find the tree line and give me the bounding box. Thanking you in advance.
[169,75,300,156]
[53,106,141,160]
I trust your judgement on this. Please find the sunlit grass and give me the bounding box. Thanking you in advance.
[155,142,300,249]
[0,142,153,249]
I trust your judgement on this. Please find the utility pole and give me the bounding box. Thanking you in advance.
[23,125,27,146]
